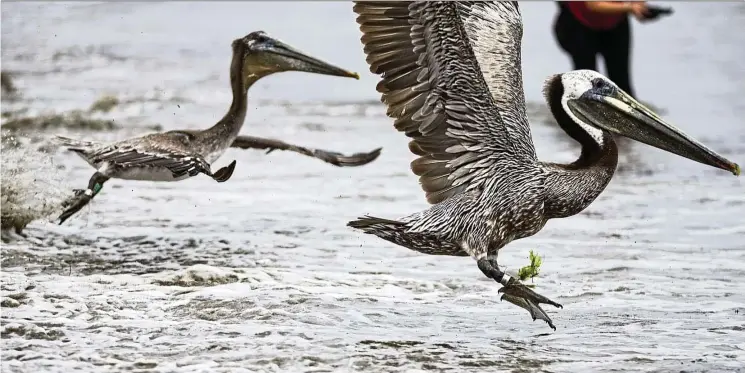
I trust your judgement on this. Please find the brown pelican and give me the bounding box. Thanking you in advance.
[347,2,740,330]
[56,31,382,225]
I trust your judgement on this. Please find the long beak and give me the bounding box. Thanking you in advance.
[266,38,359,79]
[568,89,740,176]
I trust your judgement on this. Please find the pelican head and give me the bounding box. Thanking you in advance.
[233,31,359,80]
[559,70,740,176]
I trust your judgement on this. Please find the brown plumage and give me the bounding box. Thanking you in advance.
[56,31,380,225]
[347,1,739,331]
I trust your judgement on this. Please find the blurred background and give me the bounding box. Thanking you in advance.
[2,2,744,373]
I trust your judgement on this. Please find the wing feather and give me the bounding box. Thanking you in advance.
[230,135,382,167]
[457,1,536,158]
[353,1,535,205]
[79,133,211,178]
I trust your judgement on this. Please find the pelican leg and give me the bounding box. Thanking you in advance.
[58,172,110,225]
[477,257,562,330]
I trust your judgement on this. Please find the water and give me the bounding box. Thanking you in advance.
[0,133,72,234]
[2,2,745,372]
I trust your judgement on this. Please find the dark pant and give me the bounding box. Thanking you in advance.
[553,6,635,98]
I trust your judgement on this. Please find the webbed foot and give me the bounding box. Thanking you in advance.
[498,277,563,331]
[210,160,236,183]
[58,190,93,225]
[477,257,562,330]
[58,172,109,225]
[61,189,86,209]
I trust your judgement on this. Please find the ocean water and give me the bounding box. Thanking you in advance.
[1,2,744,372]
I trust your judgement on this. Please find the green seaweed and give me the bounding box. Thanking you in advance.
[1,71,17,95]
[517,249,543,283]
[88,95,120,113]
[1,110,118,132]
[1,71,22,102]
[1,82,163,133]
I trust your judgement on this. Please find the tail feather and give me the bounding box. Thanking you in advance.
[347,215,467,256]
[347,215,405,229]
[53,135,98,153]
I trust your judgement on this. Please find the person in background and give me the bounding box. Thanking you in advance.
[553,1,649,99]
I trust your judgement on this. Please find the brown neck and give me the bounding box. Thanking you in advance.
[541,74,619,219]
[204,47,259,140]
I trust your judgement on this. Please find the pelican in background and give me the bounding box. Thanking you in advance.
[348,1,740,330]
[57,31,382,225]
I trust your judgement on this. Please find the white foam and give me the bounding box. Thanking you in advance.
[1,134,73,233]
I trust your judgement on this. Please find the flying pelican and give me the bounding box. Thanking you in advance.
[56,31,382,225]
[347,1,740,330]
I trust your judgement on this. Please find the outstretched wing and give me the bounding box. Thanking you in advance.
[353,1,536,205]
[457,2,535,159]
[231,135,382,167]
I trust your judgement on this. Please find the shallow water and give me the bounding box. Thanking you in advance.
[2,2,745,373]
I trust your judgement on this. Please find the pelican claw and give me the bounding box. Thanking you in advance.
[498,277,562,330]
[500,293,557,331]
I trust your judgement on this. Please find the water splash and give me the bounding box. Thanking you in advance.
[1,133,71,235]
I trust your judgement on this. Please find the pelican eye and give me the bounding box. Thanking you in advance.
[249,31,270,44]
[590,78,615,96]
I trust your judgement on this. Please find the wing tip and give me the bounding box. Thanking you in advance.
[333,146,383,168]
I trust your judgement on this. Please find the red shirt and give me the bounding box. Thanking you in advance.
[566,2,626,30]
